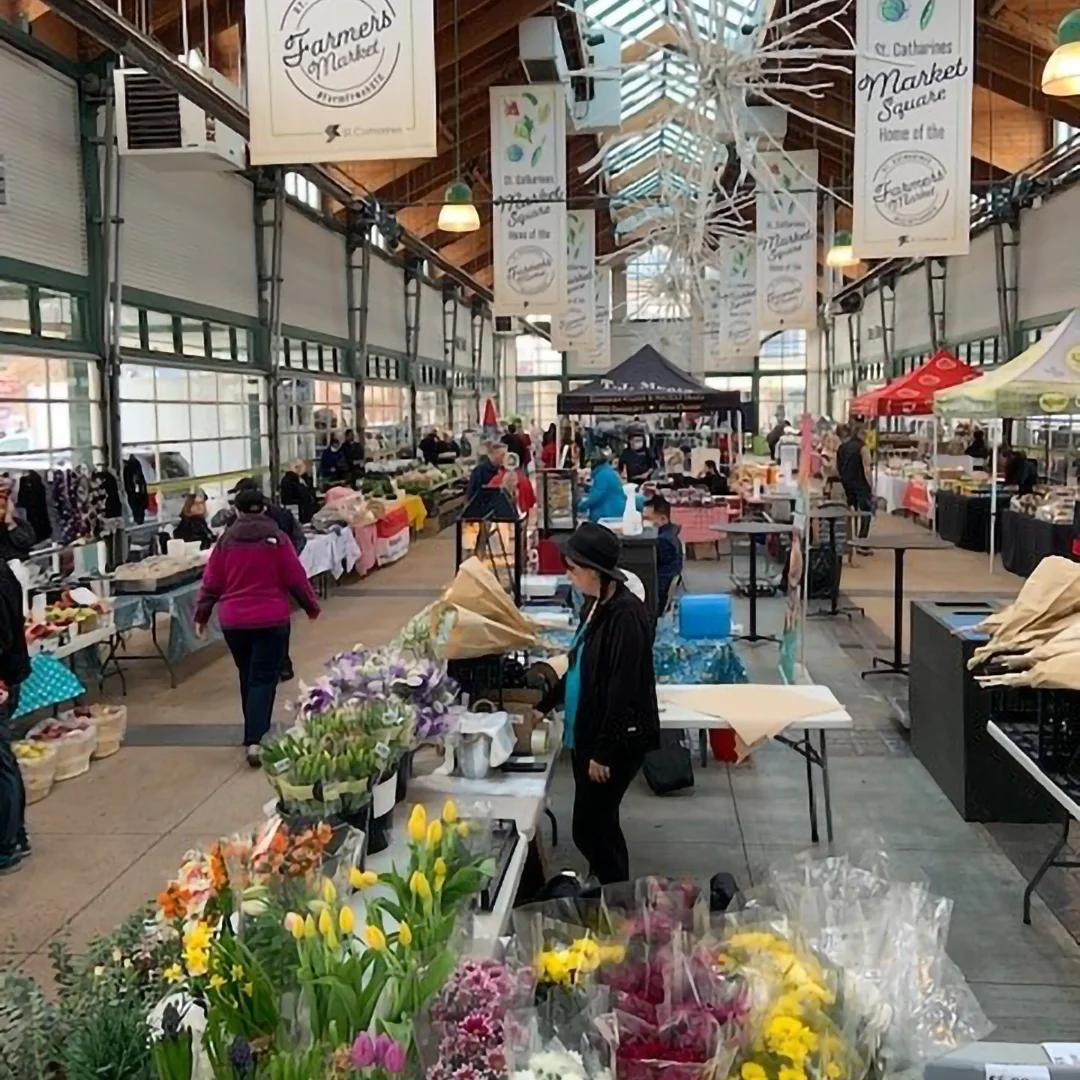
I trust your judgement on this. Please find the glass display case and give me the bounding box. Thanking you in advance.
[537,468,579,534]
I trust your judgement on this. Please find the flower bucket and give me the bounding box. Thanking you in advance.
[395,750,413,805]
[367,769,398,855]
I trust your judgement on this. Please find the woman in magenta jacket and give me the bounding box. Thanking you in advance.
[195,488,320,765]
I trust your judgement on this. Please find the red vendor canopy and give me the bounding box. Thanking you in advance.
[849,385,888,418]
[875,351,980,416]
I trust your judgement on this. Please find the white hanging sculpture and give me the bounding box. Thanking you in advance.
[581,0,858,322]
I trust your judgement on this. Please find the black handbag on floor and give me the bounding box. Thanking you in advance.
[642,731,694,795]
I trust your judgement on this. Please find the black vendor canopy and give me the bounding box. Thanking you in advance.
[558,344,743,416]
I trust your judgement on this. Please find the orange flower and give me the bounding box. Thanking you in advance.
[157,883,190,921]
[208,844,228,891]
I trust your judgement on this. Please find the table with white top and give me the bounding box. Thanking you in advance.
[988,721,1080,924]
[658,683,853,844]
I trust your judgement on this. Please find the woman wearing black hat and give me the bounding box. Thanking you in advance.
[537,521,660,884]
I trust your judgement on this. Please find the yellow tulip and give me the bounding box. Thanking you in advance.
[339,906,355,935]
[433,856,447,878]
[409,870,432,902]
[318,909,333,938]
[427,819,443,847]
[363,924,387,951]
[304,914,317,940]
[284,912,303,938]
[350,868,379,889]
[398,922,413,946]
[320,876,337,904]
[407,804,427,844]
[325,928,339,952]
[456,822,470,838]
[242,982,254,998]
[442,799,458,824]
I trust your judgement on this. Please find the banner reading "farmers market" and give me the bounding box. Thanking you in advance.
[756,150,818,332]
[490,85,568,316]
[852,0,974,258]
[245,0,437,164]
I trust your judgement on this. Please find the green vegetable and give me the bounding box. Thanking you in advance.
[920,0,935,29]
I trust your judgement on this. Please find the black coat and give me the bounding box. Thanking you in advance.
[280,471,318,525]
[173,514,215,549]
[0,561,30,690]
[540,583,660,766]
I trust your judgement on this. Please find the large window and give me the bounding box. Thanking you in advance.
[515,379,562,431]
[705,375,753,397]
[758,373,807,432]
[0,281,84,341]
[626,246,690,320]
[758,330,807,371]
[285,171,321,211]
[0,353,104,470]
[516,334,562,377]
[126,307,254,363]
[365,384,410,455]
[416,389,449,431]
[119,363,269,514]
[277,375,355,466]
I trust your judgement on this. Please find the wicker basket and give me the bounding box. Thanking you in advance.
[15,742,59,804]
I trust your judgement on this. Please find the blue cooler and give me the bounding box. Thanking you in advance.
[677,594,732,640]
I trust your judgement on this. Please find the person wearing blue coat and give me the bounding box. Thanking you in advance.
[580,458,628,523]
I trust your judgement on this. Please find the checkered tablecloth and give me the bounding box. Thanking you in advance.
[671,504,730,545]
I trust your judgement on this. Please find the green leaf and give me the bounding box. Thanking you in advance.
[523,92,539,106]
[538,102,551,124]
[531,145,543,168]
[920,0,935,29]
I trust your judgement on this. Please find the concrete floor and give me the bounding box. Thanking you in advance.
[4,527,1080,1040]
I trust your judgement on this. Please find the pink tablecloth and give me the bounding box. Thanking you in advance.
[671,504,730,545]
[353,522,378,577]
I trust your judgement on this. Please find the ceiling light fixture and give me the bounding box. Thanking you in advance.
[826,230,859,269]
[438,0,480,233]
[1043,10,1080,96]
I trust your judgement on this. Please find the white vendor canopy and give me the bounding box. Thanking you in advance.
[934,309,1080,419]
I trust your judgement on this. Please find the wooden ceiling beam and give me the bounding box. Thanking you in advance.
[977,10,1058,55]
[435,0,498,34]
[435,0,551,68]
[440,226,493,268]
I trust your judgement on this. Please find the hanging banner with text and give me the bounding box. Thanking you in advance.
[717,236,758,365]
[245,0,437,164]
[576,266,611,373]
[552,210,596,350]
[853,0,973,258]
[756,150,819,332]
[490,85,568,316]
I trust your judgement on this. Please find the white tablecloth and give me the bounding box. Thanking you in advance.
[874,472,909,515]
[300,528,362,580]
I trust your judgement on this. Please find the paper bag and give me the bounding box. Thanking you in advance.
[444,556,537,635]
[432,604,538,659]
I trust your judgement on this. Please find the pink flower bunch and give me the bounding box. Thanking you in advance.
[615,1005,727,1080]
[429,960,515,1080]
[350,1033,406,1075]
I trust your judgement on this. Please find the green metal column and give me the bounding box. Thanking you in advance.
[346,206,372,457]
[403,255,421,454]
[254,169,285,491]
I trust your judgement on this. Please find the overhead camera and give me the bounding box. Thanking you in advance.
[585,30,606,47]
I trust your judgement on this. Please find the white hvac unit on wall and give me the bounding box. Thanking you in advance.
[114,66,246,171]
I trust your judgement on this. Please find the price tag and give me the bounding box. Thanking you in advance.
[985,1066,1051,1080]
[1043,1046,1080,1067]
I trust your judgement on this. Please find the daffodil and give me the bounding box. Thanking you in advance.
[741,1064,768,1080]
[184,949,209,978]
[349,868,379,889]
[426,819,443,847]
[363,924,387,951]
[209,974,226,991]
[230,963,245,980]
[318,909,333,938]
[339,906,355,934]
[183,921,213,952]
[826,1064,843,1080]
[162,963,183,984]
[442,799,458,824]
[304,914,317,940]
[778,1067,807,1080]
[407,804,427,843]
[320,876,337,904]
[398,921,413,946]
[242,982,254,998]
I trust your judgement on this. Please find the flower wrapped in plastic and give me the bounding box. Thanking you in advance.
[506,999,614,1080]
[757,842,993,1073]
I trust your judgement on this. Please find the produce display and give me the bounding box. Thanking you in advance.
[63,702,128,759]
[396,466,452,495]
[1010,487,1077,523]
[12,739,58,803]
[27,714,98,781]
[24,590,112,647]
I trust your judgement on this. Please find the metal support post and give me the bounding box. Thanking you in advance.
[926,257,947,352]
[403,255,421,454]
[848,309,861,397]
[442,282,459,429]
[471,300,485,428]
[346,206,372,455]
[254,169,285,491]
[994,213,1021,363]
[878,273,896,379]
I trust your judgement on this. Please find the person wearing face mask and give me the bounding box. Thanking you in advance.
[536,522,659,884]
[619,431,657,484]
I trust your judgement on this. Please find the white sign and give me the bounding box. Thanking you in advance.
[985,1066,1051,1080]
[1042,1046,1080,1067]
[853,0,974,258]
[716,237,758,365]
[552,210,595,350]
[756,150,819,332]
[245,0,437,164]
[490,85,568,316]
[576,267,611,373]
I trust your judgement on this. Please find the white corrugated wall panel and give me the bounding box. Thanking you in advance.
[893,268,930,353]
[481,318,495,376]
[281,208,347,338]
[833,313,853,370]
[418,282,444,361]
[122,165,257,315]
[1019,184,1080,324]
[365,254,405,352]
[0,44,86,274]
[945,230,998,341]
[859,290,885,366]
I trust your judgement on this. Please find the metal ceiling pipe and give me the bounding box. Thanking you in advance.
[43,0,493,300]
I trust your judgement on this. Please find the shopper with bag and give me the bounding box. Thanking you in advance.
[537,522,659,884]
[0,560,31,872]
[194,488,320,766]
